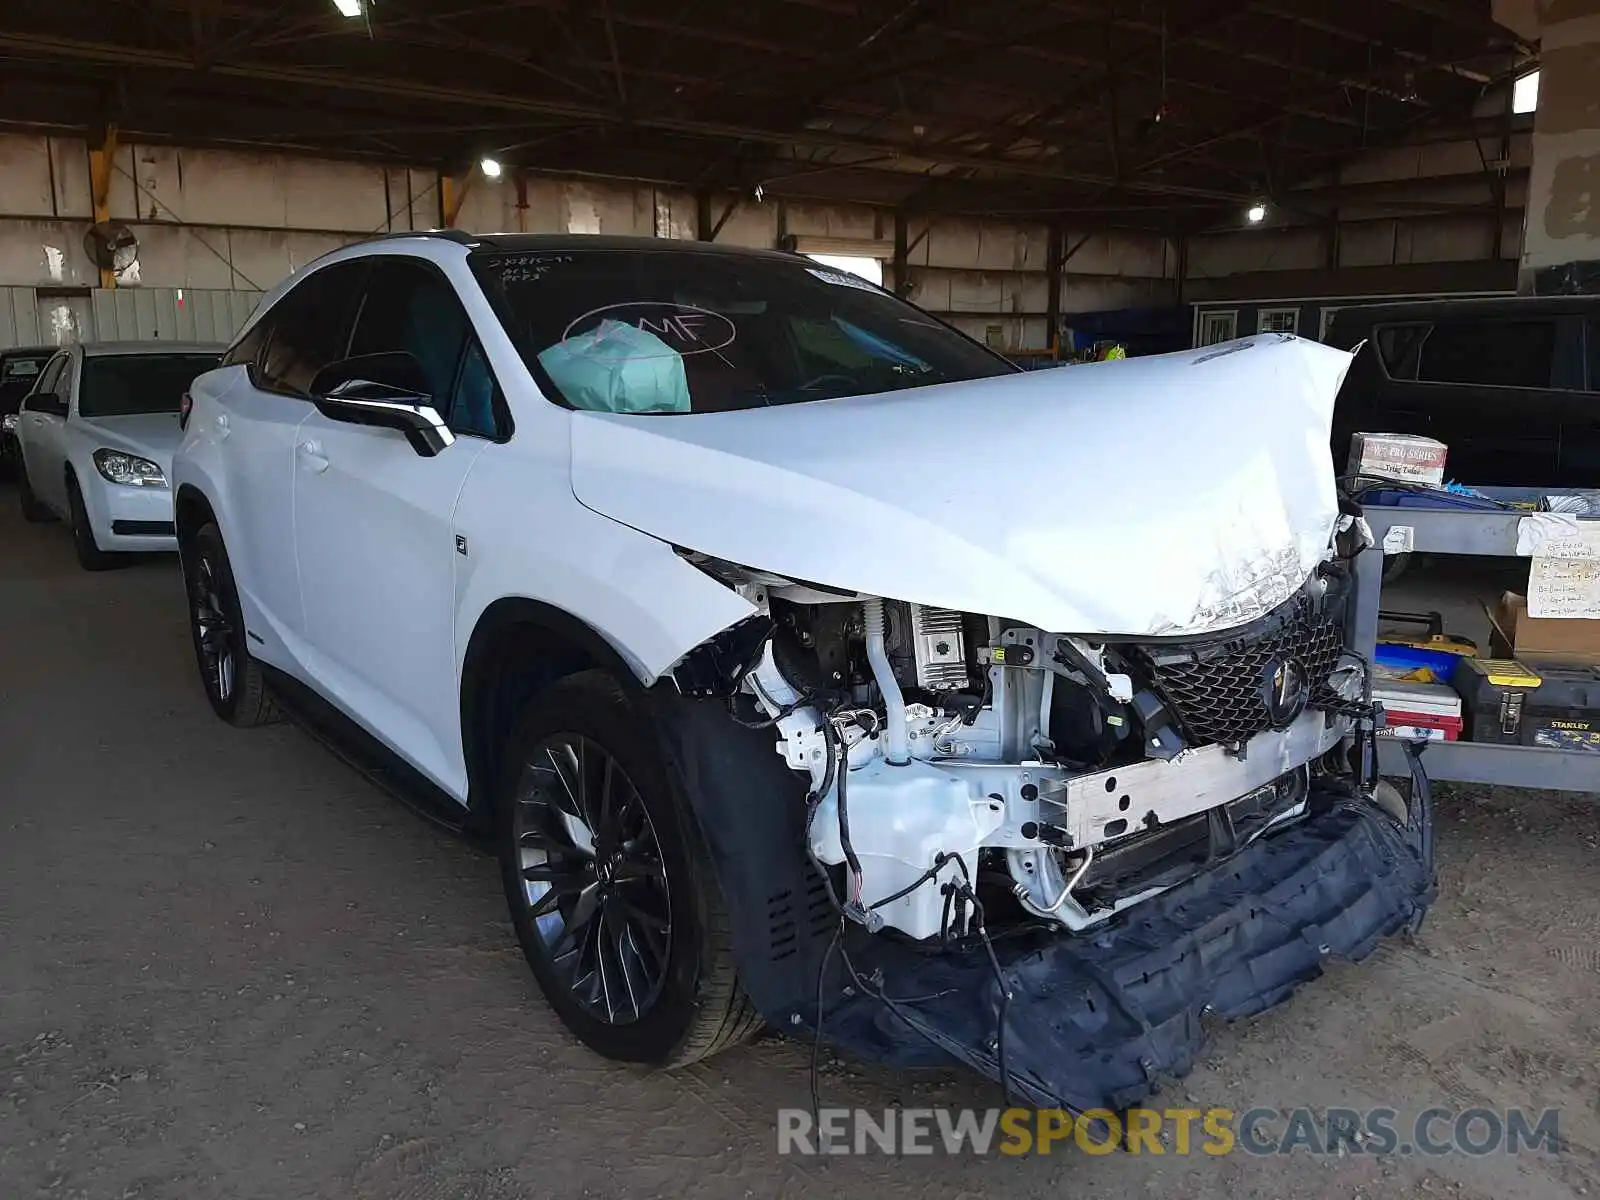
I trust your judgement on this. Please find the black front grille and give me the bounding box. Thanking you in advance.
[1130,581,1347,747]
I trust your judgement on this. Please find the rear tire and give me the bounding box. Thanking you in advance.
[498,670,760,1066]
[17,461,54,523]
[181,522,280,727]
[66,475,117,571]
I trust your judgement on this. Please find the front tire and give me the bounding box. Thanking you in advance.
[180,522,279,727]
[66,475,117,571]
[498,670,760,1066]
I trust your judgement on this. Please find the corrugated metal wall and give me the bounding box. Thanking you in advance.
[90,288,259,343]
[0,286,259,350]
[0,287,41,347]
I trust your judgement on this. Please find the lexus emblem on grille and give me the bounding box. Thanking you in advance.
[1261,655,1310,728]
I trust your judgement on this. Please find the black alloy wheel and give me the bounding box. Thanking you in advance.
[191,547,237,708]
[513,733,673,1025]
[181,522,279,727]
[498,670,760,1065]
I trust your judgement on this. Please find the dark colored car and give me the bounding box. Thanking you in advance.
[1,345,57,478]
[1325,296,1599,488]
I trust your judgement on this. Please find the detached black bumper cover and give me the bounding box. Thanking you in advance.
[655,697,1434,1115]
[830,784,1433,1113]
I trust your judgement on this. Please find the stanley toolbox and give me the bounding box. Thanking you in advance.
[1455,658,1600,752]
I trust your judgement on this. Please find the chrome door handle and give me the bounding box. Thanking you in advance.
[297,439,330,473]
[215,413,230,440]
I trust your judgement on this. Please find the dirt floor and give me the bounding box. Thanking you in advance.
[1,497,1597,1200]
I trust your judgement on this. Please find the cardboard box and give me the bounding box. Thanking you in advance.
[1486,592,1600,667]
[1349,431,1448,486]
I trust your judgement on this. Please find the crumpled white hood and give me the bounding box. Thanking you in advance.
[569,333,1353,638]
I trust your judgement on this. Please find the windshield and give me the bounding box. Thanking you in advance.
[470,248,1013,414]
[1,352,52,414]
[80,354,218,418]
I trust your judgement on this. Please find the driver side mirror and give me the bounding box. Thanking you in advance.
[26,390,66,417]
[308,352,454,457]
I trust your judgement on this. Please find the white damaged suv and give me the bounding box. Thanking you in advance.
[172,232,1433,1110]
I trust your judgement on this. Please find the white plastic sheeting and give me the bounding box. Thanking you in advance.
[569,333,1354,638]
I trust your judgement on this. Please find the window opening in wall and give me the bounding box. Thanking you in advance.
[805,254,883,287]
[1197,310,1237,345]
[1513,70,1539,115]
[1319,307,1341,342]
[1257,307,1299,334]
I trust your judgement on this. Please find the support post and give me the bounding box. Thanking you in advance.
[1045,223,1063,355]
[1516,0,1600,293]
[696,190,713,241]
[893,209,909,298]
[440,172,472,229]
[1175,232,1189,307]
[88,123,119,289]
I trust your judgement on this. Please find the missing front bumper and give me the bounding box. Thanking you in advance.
[652,693,1434,1116]
[809,772,1434,1112]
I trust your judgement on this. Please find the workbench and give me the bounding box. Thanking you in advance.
[1350,487,1599,793]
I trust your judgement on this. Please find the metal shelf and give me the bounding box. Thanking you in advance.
[1376,737,1598,790]
[1352,491,1599,795]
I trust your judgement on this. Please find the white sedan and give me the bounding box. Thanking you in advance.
[16,341,221,569]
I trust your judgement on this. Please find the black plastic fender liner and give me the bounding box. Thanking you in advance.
[642,688,847,1027]
[645,686,1436,1111]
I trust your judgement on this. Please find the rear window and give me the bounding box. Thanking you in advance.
[80,354,219,418]
[471,249,1012,414]
[0,352,52,410]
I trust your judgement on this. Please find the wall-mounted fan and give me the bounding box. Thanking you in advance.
[84,221,139,276]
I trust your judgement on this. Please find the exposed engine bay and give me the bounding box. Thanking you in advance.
[647,336,1434,1112]
[676,531,1373,946]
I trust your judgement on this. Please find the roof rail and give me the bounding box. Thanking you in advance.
[349,228,478,247]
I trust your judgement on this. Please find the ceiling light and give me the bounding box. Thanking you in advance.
[479,157,503,179]
[331,0,363,16]
[1513,70,1539,114]
[1246,203,1267,224]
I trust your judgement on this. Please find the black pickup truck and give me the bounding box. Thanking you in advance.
[1325,296,1599,488]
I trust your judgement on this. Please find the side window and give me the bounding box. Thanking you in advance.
[21,355,65,410]
[1417,320,1555,388]
[222,316,272,370]
[1375,324,1427,380]
[349,258,501,438]
[257,260,368,395]
[451,341,501,440]
[57,356,77,413]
